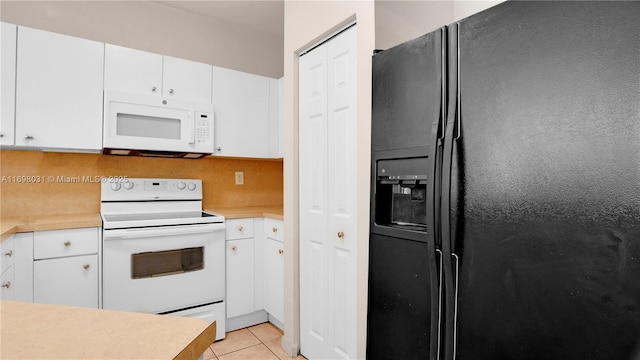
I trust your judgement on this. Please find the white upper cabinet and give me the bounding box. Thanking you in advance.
[212,66,270,158]
[15,26,104,151]
[162,56,212,103]
[268,78,283,158]
[1,22,17,147]
[104,44,163,96]
[104,44,212,104]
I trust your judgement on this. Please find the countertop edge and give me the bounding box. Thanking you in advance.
[205,206,284,221]
[1,213,102,241]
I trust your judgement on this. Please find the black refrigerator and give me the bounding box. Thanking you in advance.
[368,2,640,360]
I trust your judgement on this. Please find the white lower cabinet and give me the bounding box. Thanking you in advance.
[225,217,284,330]
[1,232,34,301]
[264,235,284,324]
[34,254,98,308]
[32,228,100,308]
[226,238,255,318]
[0,235,16,300]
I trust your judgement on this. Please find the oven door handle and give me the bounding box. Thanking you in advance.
[103,223,223,240]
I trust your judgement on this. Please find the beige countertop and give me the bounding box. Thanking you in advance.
[0,213,102,241]
[0,205,284,242]
[206,205,283,220]
[0,300,215,360]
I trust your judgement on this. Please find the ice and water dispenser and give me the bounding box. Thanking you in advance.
[374,157,428,232]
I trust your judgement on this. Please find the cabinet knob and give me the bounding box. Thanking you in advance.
[151,86,157,93]
[83,263,90,270]
[337,231,345,239]
[272,227,278,233]
[5,250,13,257]
[231,245,237,251]
[0,132,4,138]
[169,88,174,94]
[2,282,10,289]
[25,134,34,140]
[63,241,71,247]
[278,249,284,255]
[217,147,222,152]
[238,226,244,232]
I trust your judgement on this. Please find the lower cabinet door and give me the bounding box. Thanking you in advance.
[1,266,15,300]
[226,238,254,318]
[265,238,284,323]
[34,254,98,308]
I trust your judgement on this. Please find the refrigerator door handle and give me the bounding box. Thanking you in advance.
[438,27,447,140]
[454,25,461,141]
[452,252,460,360]
[436,249,444,360]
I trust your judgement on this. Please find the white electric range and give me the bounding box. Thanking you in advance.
[101,178,226,340]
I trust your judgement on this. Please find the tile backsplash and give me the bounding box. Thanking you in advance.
[0,150,283,217]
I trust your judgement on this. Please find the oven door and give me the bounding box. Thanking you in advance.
[102,223,225,314]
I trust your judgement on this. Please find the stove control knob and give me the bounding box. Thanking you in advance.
[110,182,121,191]
[187,183,196,191]
[177,181,186,190]
[122,181,134,190]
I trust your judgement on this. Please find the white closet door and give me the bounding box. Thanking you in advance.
[299,37,330,360]
[326,26,357,360]
[299,25,357,360]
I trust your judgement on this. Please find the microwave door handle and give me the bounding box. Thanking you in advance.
[189,112,196,145]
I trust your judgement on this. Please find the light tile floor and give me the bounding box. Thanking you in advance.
[203,322,306,360]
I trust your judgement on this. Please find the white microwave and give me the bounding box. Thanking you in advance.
[103,91,214,158]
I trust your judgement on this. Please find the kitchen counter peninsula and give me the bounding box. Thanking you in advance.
[0,301,216,360]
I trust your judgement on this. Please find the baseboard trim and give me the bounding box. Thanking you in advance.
[226,310,268,332]
[281,335,300,358]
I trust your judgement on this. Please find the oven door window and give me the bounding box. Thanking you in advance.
[131,247,204,279]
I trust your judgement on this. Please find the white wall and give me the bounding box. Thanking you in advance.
[375,0,504,50]
[454,0,504,22]
[0,1,283,78]
[375,0,453,50]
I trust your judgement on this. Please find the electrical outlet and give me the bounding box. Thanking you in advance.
[235,171,244,185]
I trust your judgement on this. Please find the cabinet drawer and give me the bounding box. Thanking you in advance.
[34,228,99,260]
[225,219,254,240]
[264,218,283,242]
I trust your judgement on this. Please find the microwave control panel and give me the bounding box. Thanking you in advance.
[195,113,211,144]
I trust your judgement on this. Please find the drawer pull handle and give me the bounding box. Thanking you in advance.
[278,249,284,255]
[2,281,10,289]
[238,226,244,232]
[5,250,12,257]
[63,241,71,247]
[272,227,278,233]
[337,231,345,239]
[231,245,237,251]
[83,263,90,270]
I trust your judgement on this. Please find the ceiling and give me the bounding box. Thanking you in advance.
[154,0,284,38]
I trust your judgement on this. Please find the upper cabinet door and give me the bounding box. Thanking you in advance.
[15,26,104,151]
[104,44,163,96]
[268,78,283,158]
[212,66,270,158]
[1,22,17,146]
[163,56,212,104]
[104,45,212,104]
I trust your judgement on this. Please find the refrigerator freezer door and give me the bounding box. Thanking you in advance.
[449,2,640,359]
[372,30,443,152]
